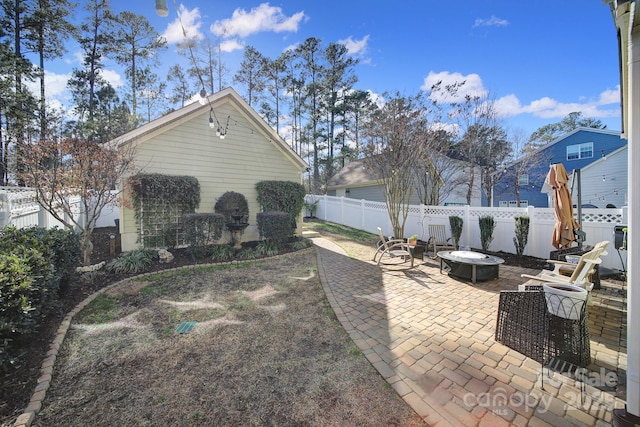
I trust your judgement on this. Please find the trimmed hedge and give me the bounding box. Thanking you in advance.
[256,211,292,244]
[182,212,225,258]
[255,181,305,230]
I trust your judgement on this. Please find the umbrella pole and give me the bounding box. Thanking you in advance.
[573,168,586,247]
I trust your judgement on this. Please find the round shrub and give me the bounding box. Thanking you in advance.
[214,191,249,223]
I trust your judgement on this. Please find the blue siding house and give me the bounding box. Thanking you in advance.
[492,128,625,207]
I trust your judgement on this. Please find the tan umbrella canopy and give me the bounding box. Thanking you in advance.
[545,163,579,249]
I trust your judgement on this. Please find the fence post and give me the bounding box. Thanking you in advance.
[323,195,328,220]
[462,205,471,248]
[361,199,365,229]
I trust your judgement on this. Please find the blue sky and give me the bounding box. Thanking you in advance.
[42,1,622,137]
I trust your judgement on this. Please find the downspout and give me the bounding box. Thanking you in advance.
[624,5,640,418]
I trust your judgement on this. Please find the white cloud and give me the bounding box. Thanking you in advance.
[101,69,124,88]
[422,71,487,103]
[67,50,84,65]
[473,16,509,29]
[211,3,305,38]
[219,39,244,53]
[493,87,621,120]
[161,5,203,44]
[598,86,620,105]
[338,35,369,56]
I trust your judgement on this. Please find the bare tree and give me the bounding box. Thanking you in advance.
[411,129,466,205]
[362,91,433,239]
[498,127,548,206]
[19,138,136,265]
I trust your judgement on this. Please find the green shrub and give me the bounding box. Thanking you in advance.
[256,181,305,231]
[256,211,291,244]
[0,226,81,372]
[478,215,496,251]
[513,216,530,256]
[214,191,249,223]
[291,237,312,250]
[237,248,257,260]
[256,240,278,257]
[449,216,463,249]
[210,244,234,261]
[0,251,55,371]
[127,173,200,248]
[106,248,157,274]
[182,213,225,258]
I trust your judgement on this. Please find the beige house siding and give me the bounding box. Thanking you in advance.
[118,88,306,251]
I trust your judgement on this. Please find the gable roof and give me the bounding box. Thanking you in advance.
[326,158,381,188]
[493,127,624,176]
[578,144,627,173]
[326,154,472,189]
[113,87,308,170]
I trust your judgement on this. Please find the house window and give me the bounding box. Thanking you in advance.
[518,174,529,186]
[502,200,528,207]
[566,142,593,160]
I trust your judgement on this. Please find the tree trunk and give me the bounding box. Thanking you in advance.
[81,233,94,266]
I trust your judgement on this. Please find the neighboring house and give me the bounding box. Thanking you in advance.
[325,156,483,206]
[492,127,625,207]
[115,87,308,252]
[566,144,628,209]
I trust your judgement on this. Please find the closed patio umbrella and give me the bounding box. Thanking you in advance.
[545,163,579,249]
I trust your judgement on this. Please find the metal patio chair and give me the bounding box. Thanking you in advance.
[372,227,414,267]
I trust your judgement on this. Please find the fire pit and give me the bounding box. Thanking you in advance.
[437,250,505,284]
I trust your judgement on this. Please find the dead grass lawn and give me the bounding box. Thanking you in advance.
[34,249,425,426]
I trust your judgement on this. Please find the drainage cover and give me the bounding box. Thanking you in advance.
[175,321,197,334]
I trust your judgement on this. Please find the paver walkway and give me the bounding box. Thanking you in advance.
[312,237,627,427]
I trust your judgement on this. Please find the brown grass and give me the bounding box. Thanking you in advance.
[34,248,425,427]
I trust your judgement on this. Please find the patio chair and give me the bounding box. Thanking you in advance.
[372,227,414,267]
[521,241,609,291]
[427,224,455,258]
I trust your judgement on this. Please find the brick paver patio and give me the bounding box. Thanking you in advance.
[312,237,627,426]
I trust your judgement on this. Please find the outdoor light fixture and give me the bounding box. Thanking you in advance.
[601,150,607,160]
[208,110,216,129]
[198,88,207,105]
[155,0,169,16]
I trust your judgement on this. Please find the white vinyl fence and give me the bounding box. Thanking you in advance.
[0,186,121,232]
[307,194,628,271]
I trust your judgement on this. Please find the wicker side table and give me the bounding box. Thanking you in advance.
[495,289,590,367]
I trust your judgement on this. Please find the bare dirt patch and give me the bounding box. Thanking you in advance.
[32,249,425,427]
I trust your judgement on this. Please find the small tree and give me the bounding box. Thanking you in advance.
[478,215,496,251]
[513,215,530,256]
[19,138,136,265]
[449,216,463,250]
[362,91,437,238]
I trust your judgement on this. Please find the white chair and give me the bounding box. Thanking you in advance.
[372,227,414,267]
[521,241,609,291]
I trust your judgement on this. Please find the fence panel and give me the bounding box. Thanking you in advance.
[0,187,88,232]
[309,195,626,271]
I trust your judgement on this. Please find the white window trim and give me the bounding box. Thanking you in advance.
[566,142,594,161]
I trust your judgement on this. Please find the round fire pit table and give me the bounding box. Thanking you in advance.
[437,250,505,284]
